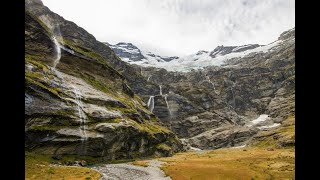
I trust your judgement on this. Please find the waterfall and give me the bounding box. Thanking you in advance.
[147,96,155,112]
[147,75,151,81]
[50,24,64,68]
[230,86,236,109]
[164,95,171,116]
[37,16,63,68]
[205,75,216,90]
[159,85,162,95]
[60,45,75,55]
[164,95,172,130]
[72,86,88,153]
[52,36,61,68]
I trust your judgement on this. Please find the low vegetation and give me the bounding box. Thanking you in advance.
[131,116,295,180]
[132,160,149,167]
[158,147,294,180]
[249,115,295,148]
[25,152,102,180]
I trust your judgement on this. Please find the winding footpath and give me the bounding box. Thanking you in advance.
[91,160,171,180]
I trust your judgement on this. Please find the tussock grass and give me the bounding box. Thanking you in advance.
[158,147,294,180]
[132,160,149,167]
[25,152,102,180]
[157,116,295,180]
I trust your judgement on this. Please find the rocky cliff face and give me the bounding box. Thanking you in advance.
[108,42,146,62]
[25,0,182,161]
[129,28,295,150]
[25,0,158,100]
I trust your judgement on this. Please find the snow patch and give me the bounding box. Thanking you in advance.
[247,114,270,127]
[258,123,281,130]
[190,146,202,151]
[231,144,246,148]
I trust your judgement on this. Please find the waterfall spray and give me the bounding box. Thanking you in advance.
[164,95,171,116]
[147,96,155,112]
[52,36,61,68]
[164,95,172,130]
[205,75,216,90]
[159,85,163,95]
[230,86,236,110]
[72,85,88,153]
[52,25,63,68]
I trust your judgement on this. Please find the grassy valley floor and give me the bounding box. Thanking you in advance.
[158,147,294,180]
[25,153,102,180]
[26,147,294,180]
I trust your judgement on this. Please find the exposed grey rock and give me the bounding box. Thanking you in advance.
[82,104,122,121]
[186,125,258,150]
[25,3,182,161]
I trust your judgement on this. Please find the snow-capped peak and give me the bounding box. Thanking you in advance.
[106,28,294,72]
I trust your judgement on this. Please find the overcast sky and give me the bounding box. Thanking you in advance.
[42,0,295,56]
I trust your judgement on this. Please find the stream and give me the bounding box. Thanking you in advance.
[91,160,170,180]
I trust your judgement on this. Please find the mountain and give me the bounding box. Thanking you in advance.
[25,0,294,164]
[108,42,146,62]
[108,40,287,72]
[209,44,260,57]
[108,42,179,64]
[25,0,182,162]
[129,28,295,149]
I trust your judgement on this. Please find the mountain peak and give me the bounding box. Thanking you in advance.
[196,50,209,55]
[210,44,260,58]
[278,27,295,41]
[108,42,179,63]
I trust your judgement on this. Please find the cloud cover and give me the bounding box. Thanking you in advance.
[42,0,295,56]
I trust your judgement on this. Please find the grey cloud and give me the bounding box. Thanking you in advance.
[42,0,294,56]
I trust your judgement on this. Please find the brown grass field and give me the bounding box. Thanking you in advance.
[158,147,294,180]
[25,153,102,180]
[157,116,295,180]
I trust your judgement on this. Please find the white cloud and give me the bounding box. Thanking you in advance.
[42,0,295,56]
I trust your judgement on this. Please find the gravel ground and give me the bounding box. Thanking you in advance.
[91,160,171,180]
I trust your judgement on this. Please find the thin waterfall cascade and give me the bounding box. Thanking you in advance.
[72,86,88,142]
[164,94,172,130]
[52,24,64,68]
[37,16,64,68]
[147,96,155,112]
[205,75,216,90]
[60,45,75,55]
[164,95,172,116]
[147,75,152,81]
[230,86,236,110]
[52,36,61,68]
[159,85,163,95]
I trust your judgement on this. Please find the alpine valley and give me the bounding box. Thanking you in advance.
[25,0,295,179]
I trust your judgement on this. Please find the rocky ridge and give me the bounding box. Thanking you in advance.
[108,42,179,64]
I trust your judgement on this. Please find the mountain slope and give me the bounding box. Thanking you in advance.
[25,0,182,162]
[134,28,295,149]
